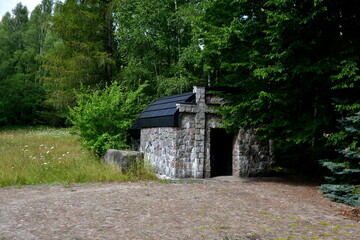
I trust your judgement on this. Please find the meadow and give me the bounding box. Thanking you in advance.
[0,127,156,187]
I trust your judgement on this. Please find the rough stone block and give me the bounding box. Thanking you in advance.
[104,149,144,170]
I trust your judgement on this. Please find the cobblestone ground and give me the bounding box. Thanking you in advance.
[0,178,359,240]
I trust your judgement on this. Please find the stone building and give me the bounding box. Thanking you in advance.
[132,86,272,179]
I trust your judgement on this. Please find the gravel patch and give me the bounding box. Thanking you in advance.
[0,178,359,240]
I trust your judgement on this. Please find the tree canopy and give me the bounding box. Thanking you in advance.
[0,0,359,204]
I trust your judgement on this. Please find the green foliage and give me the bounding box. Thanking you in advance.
[319,184,360,207]
[1,0,359,190]
[320,112,360,206]
[69,82,148,155]
[202,0,359,174]
[0,127,156,187]
[0,2,50,126]
[114,0,201,96]
[41,0,115,117]
[0,74,45,125]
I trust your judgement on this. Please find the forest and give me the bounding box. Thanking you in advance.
[0,0,359,206]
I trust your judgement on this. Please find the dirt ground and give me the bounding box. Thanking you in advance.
[0,177,359,240]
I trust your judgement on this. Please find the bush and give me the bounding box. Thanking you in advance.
[68,82,148,155]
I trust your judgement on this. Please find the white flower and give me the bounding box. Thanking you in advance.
[46,151,50,154]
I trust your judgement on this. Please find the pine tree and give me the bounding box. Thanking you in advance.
[320,112,360,207]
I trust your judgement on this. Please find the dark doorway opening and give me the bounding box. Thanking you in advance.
[210,128,233,177]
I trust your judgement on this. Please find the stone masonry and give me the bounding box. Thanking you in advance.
[140,86,273,178]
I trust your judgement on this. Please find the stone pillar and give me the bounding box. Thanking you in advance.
[193,86,206,178]
[193,85,206,105]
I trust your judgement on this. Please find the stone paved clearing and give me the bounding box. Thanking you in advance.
[0,178,359,240]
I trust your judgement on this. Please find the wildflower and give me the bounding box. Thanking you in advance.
[24,145,28,148]
[66,152,69,154]
[46,151,50,154]
[51,146,54,150]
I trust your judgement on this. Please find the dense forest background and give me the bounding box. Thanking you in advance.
[0,0,359,206]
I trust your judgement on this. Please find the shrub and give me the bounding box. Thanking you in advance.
[68,82,148,155]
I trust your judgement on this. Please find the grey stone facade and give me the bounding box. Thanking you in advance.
[140,86,272,179]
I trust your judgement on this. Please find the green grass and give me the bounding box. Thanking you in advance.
[0,127,156,187]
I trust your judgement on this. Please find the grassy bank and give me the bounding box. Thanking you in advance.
[0,127,156,187]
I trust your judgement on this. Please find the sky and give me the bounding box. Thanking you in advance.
[0,0,43,18]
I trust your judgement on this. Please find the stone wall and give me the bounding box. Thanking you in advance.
[140,86,273,179]
[175,113,196,177]
[140,120,199,178]
[140,127,178,177]
[233,129,273,177]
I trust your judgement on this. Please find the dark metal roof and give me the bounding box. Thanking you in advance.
[135,91,195,128]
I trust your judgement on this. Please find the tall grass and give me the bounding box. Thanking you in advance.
[0,127,156,187]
